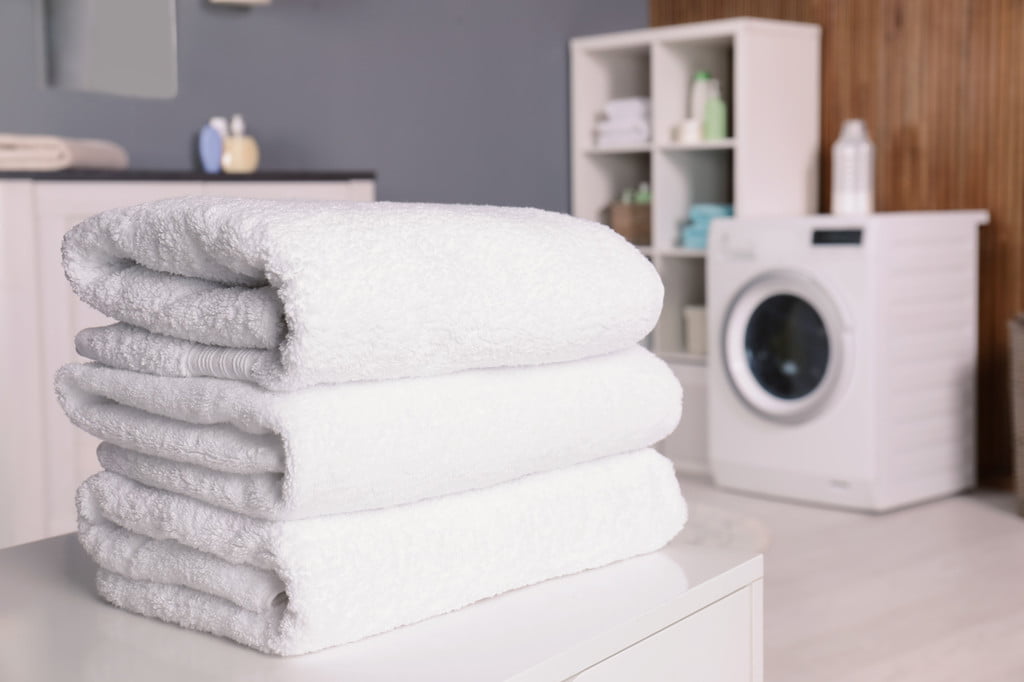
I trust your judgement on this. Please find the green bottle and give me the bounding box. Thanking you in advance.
[702,79,728,141]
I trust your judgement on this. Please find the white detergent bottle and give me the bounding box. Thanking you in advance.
[681,70,712,143]
[831,119,875,215]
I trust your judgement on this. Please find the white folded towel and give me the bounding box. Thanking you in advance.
[62,197,663,389]
[78,450,687,655]
[595,119,651,137]
[602,97,651,120]
[56,345,682,519]
[0,133,129,171]
[595,133,651,149]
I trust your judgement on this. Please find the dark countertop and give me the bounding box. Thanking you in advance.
[0,169,376,181]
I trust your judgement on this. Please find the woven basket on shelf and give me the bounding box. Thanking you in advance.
[1008,315,1024,515]
[607,203,651,246]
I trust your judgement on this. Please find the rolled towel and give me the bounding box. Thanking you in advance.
[77,450,687,655]
[0,133,129,171]
[55,345,682,519]
[62,197,663,388]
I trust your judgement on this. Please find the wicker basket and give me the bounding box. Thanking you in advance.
[608,203,651,246]
[1008,315,1024,515]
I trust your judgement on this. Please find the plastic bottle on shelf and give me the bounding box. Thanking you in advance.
[634,182,651,205]
[197,116,227,174]
[702,79,728,140]
[221,113,261,175]
[688,70,711,121]
[678,70,712,144]
[830,119,875,215]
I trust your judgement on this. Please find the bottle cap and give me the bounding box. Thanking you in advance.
[840,118,869,138]
[229,113,246,136]
[695,70,710,80]
[208,116,228,137]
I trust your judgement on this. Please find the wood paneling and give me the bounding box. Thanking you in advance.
[651,0,1024,483]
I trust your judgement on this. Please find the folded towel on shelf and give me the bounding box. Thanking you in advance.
[77,450,687,656]
[595,132,651,149]
[602,97,651,120]
[62,197,663,389]
[0,133,129,171]
[56,345,682,519]
[595,119,651,138]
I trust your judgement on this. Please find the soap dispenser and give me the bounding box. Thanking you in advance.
[221,114,261,174]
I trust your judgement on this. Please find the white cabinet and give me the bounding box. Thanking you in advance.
[0,182,45,552]
[0,176,375,549]
[572,584,761,682]
[570,18,821,472]
[0,516,764,681]
[33,182,204,544]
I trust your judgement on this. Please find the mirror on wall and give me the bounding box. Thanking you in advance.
[44,0,177,99]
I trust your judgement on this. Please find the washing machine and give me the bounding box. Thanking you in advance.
[706,211,988,510]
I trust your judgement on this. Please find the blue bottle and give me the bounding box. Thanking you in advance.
[198,116,228,174]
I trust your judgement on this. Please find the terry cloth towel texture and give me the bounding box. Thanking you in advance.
[62,196,663,390]
[0,133,129,171]
[77,450,687,656]
[56,345,682,519]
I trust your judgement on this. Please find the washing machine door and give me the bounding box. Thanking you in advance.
[723,271,848,423]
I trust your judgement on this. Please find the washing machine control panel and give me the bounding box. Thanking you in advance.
[812,228,862,245]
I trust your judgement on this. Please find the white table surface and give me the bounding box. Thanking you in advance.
[0,494,763,682]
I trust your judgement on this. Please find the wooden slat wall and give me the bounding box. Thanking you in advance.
[650,0,1024,483]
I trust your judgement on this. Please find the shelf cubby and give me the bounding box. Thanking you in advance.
[653,35,734,148]
[572,153,649,225]
[652,255,706,358]
[652,147,733,250]
[571,18,821,472]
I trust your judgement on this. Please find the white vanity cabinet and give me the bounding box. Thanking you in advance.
[0,173,375,549]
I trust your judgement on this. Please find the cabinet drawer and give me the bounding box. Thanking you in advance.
[571,586,754,682]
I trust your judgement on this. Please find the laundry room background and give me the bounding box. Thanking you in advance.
[651,0,1024,485]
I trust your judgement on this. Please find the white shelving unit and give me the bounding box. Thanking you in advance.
[570,18,821,472]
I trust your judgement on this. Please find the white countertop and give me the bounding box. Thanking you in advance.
[0,496,762,682]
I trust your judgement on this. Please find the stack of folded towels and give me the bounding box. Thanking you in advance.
[0,133,129,171]
[56,197,686,656]
[594,96,651,149]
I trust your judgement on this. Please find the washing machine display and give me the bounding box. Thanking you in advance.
[723,271,847,424]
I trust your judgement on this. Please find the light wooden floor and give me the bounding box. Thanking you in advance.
[678,475,1024,682]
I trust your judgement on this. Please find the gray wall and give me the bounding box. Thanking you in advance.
[0,0,647,210]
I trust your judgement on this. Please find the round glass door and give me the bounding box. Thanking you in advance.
[745,295,829,400]
[723,272,848,422]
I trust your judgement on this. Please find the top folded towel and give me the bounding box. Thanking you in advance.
[63,197,663,388]
[602,97,651,121]
[0,133,129,171]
